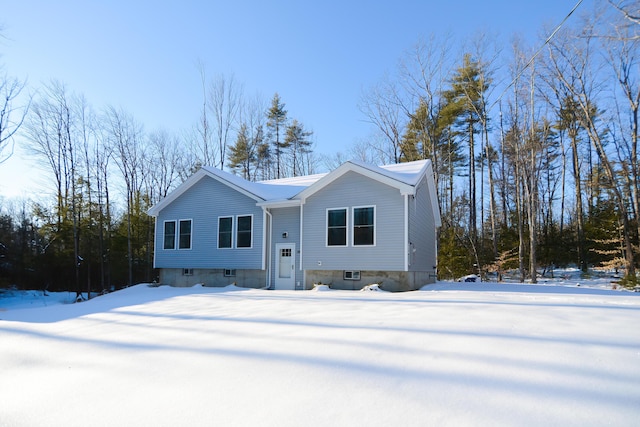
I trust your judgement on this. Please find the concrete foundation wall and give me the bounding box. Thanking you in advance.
[159,268,436,292]
[304,270,436,292]
[160,268,266,289]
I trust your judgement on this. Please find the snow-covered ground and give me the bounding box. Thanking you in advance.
[1,276,639,426]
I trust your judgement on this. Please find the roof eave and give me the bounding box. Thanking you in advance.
[147,168,265,217]
[423,161,442,227]
[147,169,207,217]
[298,161,419,202]
[257,199,302,208]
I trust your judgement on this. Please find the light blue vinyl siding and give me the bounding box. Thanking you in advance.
[302,171,405,271]
[408,175,437,272]
[154,176,264,269]
[269,206,303,286]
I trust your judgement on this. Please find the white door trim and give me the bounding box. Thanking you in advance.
[275,243,296,290]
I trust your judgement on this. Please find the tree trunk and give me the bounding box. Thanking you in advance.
[570,130,587,272]
[484,121,498,260]
[468,120,477,244]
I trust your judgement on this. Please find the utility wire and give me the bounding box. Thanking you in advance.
[489,0,584,113]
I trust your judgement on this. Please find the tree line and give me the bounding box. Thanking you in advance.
[357,1,639,286]
[0,66,315,294]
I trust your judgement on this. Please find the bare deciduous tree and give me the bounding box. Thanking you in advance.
[608,0,640,36]
[0,73,28,164]
[193,61,213,167]
[604,5,640,246]
[359,78,405,164]
[209,73,242,170]
[24,80,84,295]
[546,21,637,280]
[105,106,145,286]
[146,129,186,202]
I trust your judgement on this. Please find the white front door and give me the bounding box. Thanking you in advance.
[275,243,296,290]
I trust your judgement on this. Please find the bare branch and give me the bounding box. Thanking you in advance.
[0,74,30,164]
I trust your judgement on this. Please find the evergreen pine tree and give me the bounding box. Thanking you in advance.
[227,123,254,180]
[401,99,465,214]
[266,93,288,178]
[441,53,489,251]
[255,139,271,181]
[284,119,313,177]
[401,100,430,162]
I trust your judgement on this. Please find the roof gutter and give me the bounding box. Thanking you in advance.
[256,199,301,208]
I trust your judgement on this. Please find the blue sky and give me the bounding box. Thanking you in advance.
[0,0,590,198]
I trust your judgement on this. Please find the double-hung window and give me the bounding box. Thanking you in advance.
[163,221,176,249]
[327,208,347,246]
[217,215,252,249]
[178,219,192,249]
[218,217,233,248]
[236,215,252,248]
[353,206,375,246]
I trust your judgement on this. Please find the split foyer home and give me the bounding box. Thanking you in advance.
[147,159,441,291]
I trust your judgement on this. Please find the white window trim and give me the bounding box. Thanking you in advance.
[352,205,376,247]
[235,214,253,249]
[326,207,349,247]
[178,218,193,250]
[163,220,177,250]
[217,216,234,249]
[343,270,361,280]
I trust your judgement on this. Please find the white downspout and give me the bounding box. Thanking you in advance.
[299,202,304,290]
[261,209,266,271]
[299,203,304,271]
[404,193,409,271]
[263,207,273,290]
[152,216,157,269]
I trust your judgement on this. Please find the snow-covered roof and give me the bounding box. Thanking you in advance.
[378,159,430,186]
[258,172,327,187]
[148,159,437,217]
[201,166,313,201]
[294,159,431,203]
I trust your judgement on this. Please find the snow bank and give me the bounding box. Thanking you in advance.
[1,282,639,426]
[360,283,386,291]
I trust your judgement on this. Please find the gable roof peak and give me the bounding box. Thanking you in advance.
[148,159,434,217]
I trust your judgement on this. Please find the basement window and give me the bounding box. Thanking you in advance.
[224,269,236,277]
[183,268,194,276]
[343,270,361,281]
